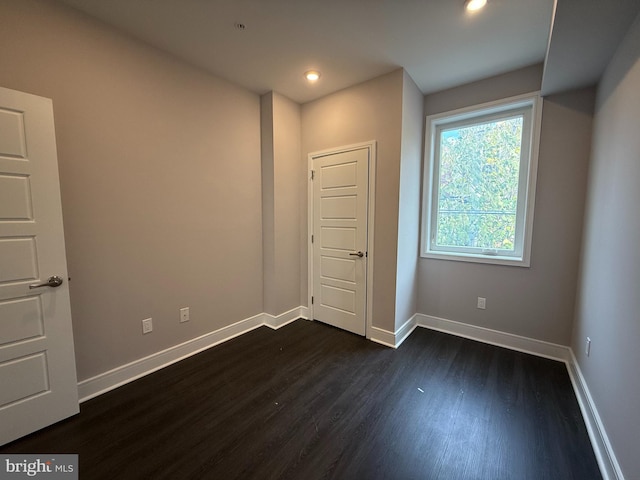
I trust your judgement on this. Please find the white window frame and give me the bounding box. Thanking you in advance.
[421,92,542,267]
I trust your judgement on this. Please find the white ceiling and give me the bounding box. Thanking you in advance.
[56,0,554,103]
[55,0,640,103]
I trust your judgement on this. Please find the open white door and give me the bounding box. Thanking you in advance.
[310,145,371,336]
[0,86,79,445]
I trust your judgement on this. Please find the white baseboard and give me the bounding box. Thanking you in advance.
[369,326,395,348]
[264,306,308,329]
[567,351,624,480]
[369,315,418,348]
[78,307,308,402]
[395,315,418,347]
[415,313,571,362]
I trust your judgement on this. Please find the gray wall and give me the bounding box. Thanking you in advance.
[0,0,263,381]
[301,70,404,333]
[418,65,594,345]
[261,93,276,314]
[394,71,424,331]
[572,12,640,479]
[261,92,302,316]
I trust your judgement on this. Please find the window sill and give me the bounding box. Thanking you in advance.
[421,250,530,268]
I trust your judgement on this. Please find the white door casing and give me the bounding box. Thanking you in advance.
[308,142,375,336]
[0,86,79,445]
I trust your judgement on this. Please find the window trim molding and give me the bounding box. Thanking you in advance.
[420,91,543,267]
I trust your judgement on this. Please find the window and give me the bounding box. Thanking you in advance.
[421,93,542,266]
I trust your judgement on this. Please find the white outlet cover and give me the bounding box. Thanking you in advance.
[180,307,190,323]
[142,318,153,334]
[477,297,486,309]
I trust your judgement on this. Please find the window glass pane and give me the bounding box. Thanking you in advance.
[436,115,523,251]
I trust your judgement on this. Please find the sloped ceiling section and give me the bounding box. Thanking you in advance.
[542,0,640,95]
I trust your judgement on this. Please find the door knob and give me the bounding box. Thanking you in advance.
[29,275,64,289]
[349,251,364,258]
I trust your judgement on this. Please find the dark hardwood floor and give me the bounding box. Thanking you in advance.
[1,320,601,479]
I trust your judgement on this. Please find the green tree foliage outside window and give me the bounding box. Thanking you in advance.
[436,116,523,252]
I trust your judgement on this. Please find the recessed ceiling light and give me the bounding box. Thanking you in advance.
[465,0,487,11]
[304,70,321,82]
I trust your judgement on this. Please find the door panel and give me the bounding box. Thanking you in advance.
[312,147,369,336]
[320,227,356,251]
[320,257,356,283]
[0,174,33,218]
[0,296,44,345]
[0,237,38,282]
[321,195,357,219]
[0,353,49,407]
[0,108,27,157]
[320,284,356,314]
[320,161,357,189]
[0,86,79,446]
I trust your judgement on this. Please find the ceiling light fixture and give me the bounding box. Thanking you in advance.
[465,0,487,11]
[304,70,321,82]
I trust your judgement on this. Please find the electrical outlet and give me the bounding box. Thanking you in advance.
[586,337,591,356]
[477,297,486,309]
[142,318,153,334]
[180,307,190,323]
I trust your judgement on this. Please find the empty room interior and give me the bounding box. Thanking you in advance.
[1,0,639,478]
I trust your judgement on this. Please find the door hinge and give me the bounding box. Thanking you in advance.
[311,234,314,243]
[311,170,315,180]
[311,296,314,305]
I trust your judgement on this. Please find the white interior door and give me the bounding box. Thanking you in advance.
[311,146,369,336]
[0,86,79,445]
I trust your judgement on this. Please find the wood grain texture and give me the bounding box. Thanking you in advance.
[1,320,601,479]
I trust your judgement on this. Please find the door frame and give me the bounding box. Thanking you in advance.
[307,140,377,339]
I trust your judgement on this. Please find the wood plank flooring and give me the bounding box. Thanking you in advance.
[1,320,601,479]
